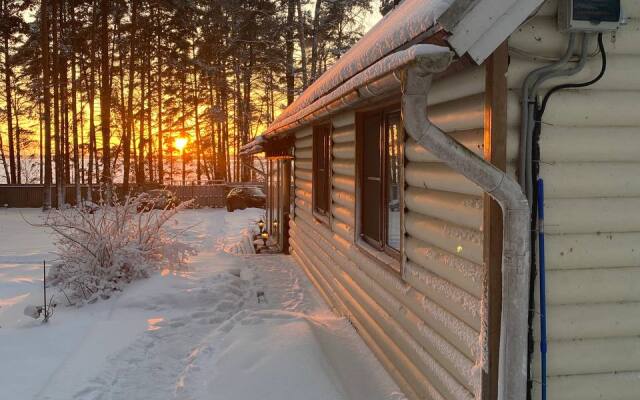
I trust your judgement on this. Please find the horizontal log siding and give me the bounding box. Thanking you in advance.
[290,64,487,399]
[294,126,313,220]
[404,64,486,399]
[507,2,640,398]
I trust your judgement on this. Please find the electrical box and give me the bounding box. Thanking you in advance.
[559,0,622,32]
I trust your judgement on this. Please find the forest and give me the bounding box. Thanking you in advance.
[0,0,377,207]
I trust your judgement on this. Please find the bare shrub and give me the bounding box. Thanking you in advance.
[43,196,197,303]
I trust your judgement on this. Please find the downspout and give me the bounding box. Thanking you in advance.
[401,66,531,400]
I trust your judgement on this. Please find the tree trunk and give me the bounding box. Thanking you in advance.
[39,100,43,184]
[52,0,64,206]
[3,0,16,184]
[80,95,85,184]
[310,0,322,82]
[241,48,254,182]
[122,0,137,194]
[296,0,308,89]
[180,65,187,185]
[83,1,96,199]
[60,3,70,186]
[146,55,153,182]
[13,99,21,183]
[131,113,137,184]
[233,61,241,182]
[192,61,202,183]
[269,71,275,121]
[137,46,146,186]
[285,0,295,105]
[115,46,125,173]
[223,88,230,182]
[41,0,53,209]
[156,27,163,184]
[207,75,217,181]
[99,0,112,203]
[70,4,81,205]
[87,24,96,199]
[0,124,9,183]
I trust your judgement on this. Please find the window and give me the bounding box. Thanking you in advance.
[358,108,403,255]
[312,124,331,216]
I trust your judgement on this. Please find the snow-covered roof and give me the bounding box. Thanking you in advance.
[251,0,544,145]
[266,0,454,135]
[239,44,453,156]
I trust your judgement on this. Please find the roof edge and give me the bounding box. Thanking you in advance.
[240,44,453,155]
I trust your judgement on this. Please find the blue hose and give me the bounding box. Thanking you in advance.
[537,178,547,400]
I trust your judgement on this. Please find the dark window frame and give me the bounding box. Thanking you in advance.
[382,111,403,257]
[312,123,332,221]
[355,104,404,264]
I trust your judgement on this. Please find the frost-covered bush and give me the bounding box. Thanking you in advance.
[44,196,197,302]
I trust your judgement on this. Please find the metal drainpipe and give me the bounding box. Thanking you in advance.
[524,34,591,205]
[401,66,531,400]
[519,33,577,195]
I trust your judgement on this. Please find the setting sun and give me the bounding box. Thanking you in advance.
[174,137,189,152]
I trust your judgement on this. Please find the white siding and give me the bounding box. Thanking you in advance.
[507,1,640,398]
[289,65,487,399]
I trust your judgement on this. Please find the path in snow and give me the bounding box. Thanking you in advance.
[0,208,403,400]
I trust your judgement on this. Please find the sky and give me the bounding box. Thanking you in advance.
[365,0,385,30]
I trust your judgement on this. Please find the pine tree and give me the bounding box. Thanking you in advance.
[4,0,375,193]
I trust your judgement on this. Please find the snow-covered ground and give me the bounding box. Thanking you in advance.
[0,207,404,400]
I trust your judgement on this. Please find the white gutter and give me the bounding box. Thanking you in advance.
[240,45,453,155]
[269,44,453,134]
[401,65,530,400]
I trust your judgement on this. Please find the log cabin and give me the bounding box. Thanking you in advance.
[240,0,640,398]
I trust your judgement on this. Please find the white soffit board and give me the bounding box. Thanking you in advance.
[448,0,546,63]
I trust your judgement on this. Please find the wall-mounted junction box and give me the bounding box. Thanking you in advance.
[559,0,622,32]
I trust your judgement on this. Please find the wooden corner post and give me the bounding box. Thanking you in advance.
[482,41,508,400]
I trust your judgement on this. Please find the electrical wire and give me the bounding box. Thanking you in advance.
[539,33,607,115]
[531,31,608,400]
[509,45,601,63]
[518,33,577,190]
[526,34,590,205]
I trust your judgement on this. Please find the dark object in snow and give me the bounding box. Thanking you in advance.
[24,305,44,319]
[226,187,266,212]
[24,261,57,321]
[137,189,179,212]
[257,290,266,303]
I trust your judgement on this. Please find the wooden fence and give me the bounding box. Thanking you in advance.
[0,183,264,208]
[0,185,97,208]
